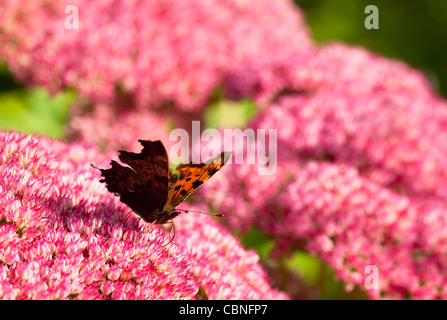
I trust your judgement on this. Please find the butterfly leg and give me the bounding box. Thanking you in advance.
[140,220,175,246]
[142,219,158,238]
[123,209,133,220]
[112,209,133,223]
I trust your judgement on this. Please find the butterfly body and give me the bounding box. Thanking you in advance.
[94,140,231,224]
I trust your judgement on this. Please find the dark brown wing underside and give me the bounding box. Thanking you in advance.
[97,140,169,222]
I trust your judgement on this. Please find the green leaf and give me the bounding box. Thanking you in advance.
[0,87,74,139]
[204,99,258,129]
[285,250,321,283]
[238,226,275,260]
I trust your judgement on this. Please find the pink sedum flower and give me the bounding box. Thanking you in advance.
[248,44,447,200]
[0,130,287,299]
[175,210,288,300]
[0,0,311,111]
[200,44,447,299]
[224,43,439,107]
[66,102,173,155]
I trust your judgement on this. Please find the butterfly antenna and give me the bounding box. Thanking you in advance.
[90,163,101,170]
[162,221,175,246]
[111,209,133,223]
[176,208,223,218]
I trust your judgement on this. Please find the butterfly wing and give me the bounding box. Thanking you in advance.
[168,167,179,189]
[164,151,232,210]
[96,140,169,222]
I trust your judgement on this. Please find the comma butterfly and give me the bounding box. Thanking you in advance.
[92,140,232,225]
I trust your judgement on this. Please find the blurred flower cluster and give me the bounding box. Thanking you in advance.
[0,0,311,111]
[201,44,447,299]
[1,0,447,300]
